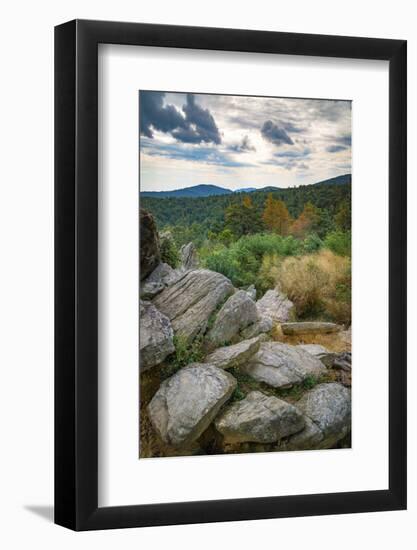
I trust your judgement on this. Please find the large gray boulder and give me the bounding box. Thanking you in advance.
[148,363,236,447]
[279,417,324,451]
[140,208,160,280]
[204,336,261,369]
[296,383,351,447]
[180,242,199,270]
[297,345,352,371]
[256,289,294,323]
[215,391,305,443]
[144,262,181,287]
[296,344,336,368]
[241,342,327,389]
[141,263,183,299]
[281,321,341,335]
[207,290,258,346]
[153,269,234,344]
[139,300,175,371]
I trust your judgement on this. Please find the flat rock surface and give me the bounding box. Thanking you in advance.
[242,342,327,388]
[297,344,335,368]
[204,336,261,369]
[153,269,234,344]
[147,363,236,447]
[240,315,273,339]
[281,321,342,335]
[207,290,258,346]
[296,383,351,446]
[279,417,324,451]
[139,300,175,371]
[256,289,294,323]
[215,391,305,443]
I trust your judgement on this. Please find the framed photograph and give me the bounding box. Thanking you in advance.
[55,20,407,530]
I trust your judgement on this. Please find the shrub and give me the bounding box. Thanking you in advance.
[203,233,302,288]
[302,233,323,253]
[159,232,180,268]
[324,230,351,257]
[162,334,204,377]
[275,249,351,324]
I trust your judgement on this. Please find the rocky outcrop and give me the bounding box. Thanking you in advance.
[147,363,236,447]
[207,290,258,346]
[245,284,257,301]
[140,281,165,300]
[296,344,336,368]
[180,242,199,270]
[297,345,351,371]
[139,300,175,371]
[204,336,261,369]
[332,352,352,371]
[256,289,294,323]
[296,383,351,447]
[152,269,234,344]
[240,315,273,339]
[242,342,327,389]
[279,416,324,451]
[140,208,160,280]
[281,321,342,335]
[144,262,181,287]
[141,263,184,299]
[215,391,305,443]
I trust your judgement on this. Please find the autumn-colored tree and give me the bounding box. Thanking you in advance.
[262,194,292,235]
[242,195,253,209]
[290,202,320,238]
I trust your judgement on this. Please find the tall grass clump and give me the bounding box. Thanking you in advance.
[274,249,351,324]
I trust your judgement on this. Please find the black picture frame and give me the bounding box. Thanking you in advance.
[55,19,407,531]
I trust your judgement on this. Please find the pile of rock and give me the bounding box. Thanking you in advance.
[139,209,352,455]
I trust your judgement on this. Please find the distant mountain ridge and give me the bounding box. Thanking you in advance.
[141,174,351,198]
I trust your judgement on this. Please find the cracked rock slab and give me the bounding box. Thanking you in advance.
[215,391,305,443]
[256,289,294,323]
[242,342,327,388]
[139,300,175,371]
[281,321,342,335]
[207,290,258,346]
[147,363,237,447]
[153,269,234,344]
[296,383,351,447]
[204,336,261,369]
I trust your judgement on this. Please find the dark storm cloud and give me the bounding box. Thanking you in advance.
[173,94,221,144]
[261,120,294,145]
[229,135,256,153]
[140,92,221,145]
[140,91,186,138]
[338,134,352,147]
[326,145,348,153]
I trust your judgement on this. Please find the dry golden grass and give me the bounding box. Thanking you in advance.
[272,249,351,325]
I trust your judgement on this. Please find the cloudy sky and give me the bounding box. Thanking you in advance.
[139,91,351,191]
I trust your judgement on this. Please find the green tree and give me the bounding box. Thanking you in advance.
[225,198,263,237]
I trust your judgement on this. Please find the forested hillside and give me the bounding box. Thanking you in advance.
[141,179,351,247]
